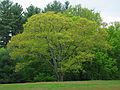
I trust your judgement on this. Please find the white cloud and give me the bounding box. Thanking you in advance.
[102,16,120,23]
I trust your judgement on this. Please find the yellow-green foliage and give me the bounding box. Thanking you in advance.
[7,12,109,80]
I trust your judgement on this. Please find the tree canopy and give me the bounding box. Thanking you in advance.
[8,12,112,81]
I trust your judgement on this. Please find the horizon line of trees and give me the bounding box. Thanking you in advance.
[0,0,120,83]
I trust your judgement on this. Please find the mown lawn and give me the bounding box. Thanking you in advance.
[0,80,120,90]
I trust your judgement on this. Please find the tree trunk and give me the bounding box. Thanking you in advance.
[59,74,63,81]
[58,71,64,81]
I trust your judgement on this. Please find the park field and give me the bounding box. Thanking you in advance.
[0,80,120,90]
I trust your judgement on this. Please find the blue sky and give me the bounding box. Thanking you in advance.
[11,0,120,23]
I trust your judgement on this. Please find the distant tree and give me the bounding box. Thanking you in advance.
[107,22,120,79]
[64,5,102,25]
[44,0,63,13]
[84,52,118,80]
[0,48,15,83]
[44,0,70,13]
[64,1,70,10]
[44,1,101,25]
[0,0,23,47]
[23,4,41,22]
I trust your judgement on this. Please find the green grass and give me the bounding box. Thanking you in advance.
[0,80,120,90]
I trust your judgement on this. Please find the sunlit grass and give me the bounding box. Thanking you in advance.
[0,80,120,90]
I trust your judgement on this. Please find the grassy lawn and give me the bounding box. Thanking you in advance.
[0,80,120,90]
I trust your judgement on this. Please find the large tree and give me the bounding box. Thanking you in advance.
[8,12,109,81]
[0,0,23,47]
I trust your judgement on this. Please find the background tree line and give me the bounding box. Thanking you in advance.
[0,0,120,83]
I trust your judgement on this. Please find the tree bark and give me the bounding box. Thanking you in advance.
[57,71,64,81]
